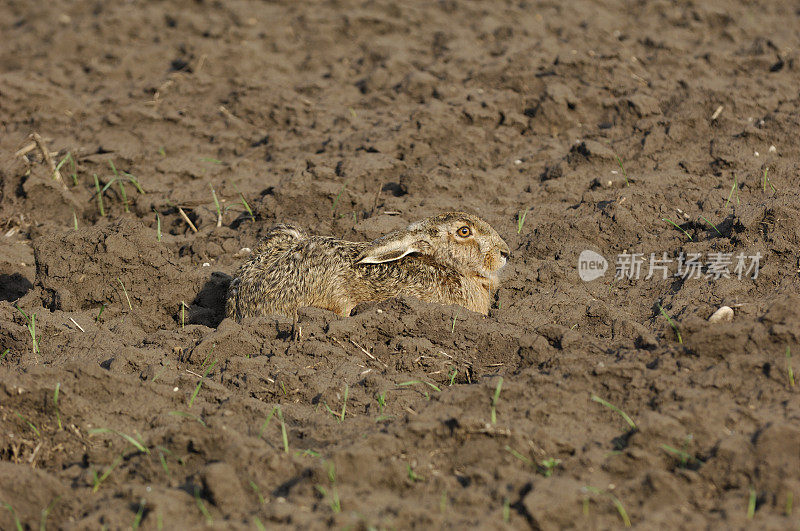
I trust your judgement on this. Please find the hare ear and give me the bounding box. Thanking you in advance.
[356,234,425,264]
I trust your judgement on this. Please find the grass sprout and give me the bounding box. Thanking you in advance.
[724,175,740,209]
[407,463,424,482]
[662,218,692,241]
[240,193,255,220]
[517,208,529,233]
[55,152,78,185]
[1,349,9,362]
[591,394,636,430]
[258,407,277,438]
[53,383,62,430]
[323,384,349,423]
[505,445,534,467]
[249,481,265,504]
[490,377,503,424]
[762,167,776,193]
[168,410,206,426]
[375,391,394,422]
[538,457,561,477]
[40,496,60,531]
[132,499,145,530]
[14,411,40,437]
[154,210,162,242]
[194,485,213,524]
[15,306,38,354]
[2,500,23,531]
[91,454,124,492]
[376,391,386,413]
[88,428,149,454]
[315,462,341,513]
[157,448,171,477]
[451,308,459,333]
[258,406,289,452]
[210,184,222,227]
[94,161,145,215]
[188,358,218,408]
[109,160,130,213]
[583,486,631,527]
[116,278,133,311]
[658,303,683,344]
[747,487,756,519]
[124,172,145,194]
[277,406,289,453]
[700,215,722,236]
[786,346,795,387]
[398,380,441,392]
[660,443,701,467]
[232,184,255,221]
[72,209,78,231]
[295,449,321,458]
[331,184,346,216]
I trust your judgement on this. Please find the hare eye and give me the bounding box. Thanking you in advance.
[456,226,471,238]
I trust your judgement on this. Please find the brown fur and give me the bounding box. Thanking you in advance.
[225,212,510,320]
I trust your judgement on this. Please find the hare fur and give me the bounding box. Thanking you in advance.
[225,212,510,320]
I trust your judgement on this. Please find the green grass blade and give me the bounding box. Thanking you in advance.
[658,304,683,344]
[590,394,636,430]
[88,428,149,454]
[1,501,23,531]
[662,218,692,241]
[188,359,217,408]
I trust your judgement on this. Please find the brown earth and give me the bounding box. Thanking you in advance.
[1,0,799,528]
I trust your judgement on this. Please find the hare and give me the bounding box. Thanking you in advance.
[225,212,510,322]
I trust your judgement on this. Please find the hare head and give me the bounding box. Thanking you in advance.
[355,212,510,282]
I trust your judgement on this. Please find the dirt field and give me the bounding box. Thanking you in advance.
[1,0,799,528]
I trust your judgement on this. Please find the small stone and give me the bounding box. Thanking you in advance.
[769,145,777,153]
[708,306,734,323]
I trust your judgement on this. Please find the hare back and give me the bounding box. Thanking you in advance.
[226,234,368,319]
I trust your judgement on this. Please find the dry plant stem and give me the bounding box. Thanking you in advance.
[32,133,67,190]
[178,207,198,233]
[14,141,36,158]
[69,317,85,332]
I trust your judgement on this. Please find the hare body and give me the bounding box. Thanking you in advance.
[225,212,510,319]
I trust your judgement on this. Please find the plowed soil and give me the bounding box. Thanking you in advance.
[1,0,799,528]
